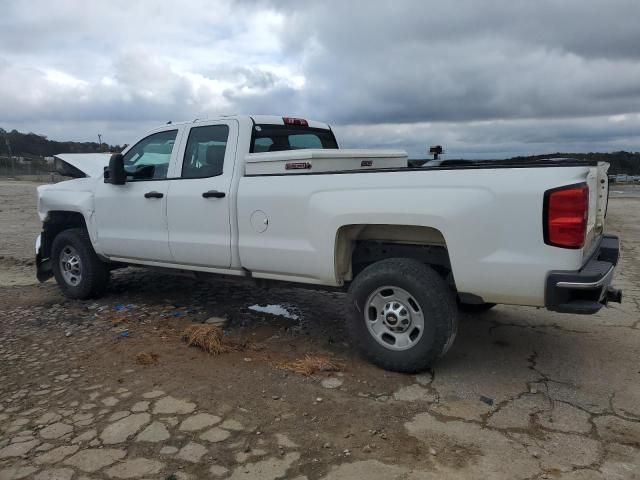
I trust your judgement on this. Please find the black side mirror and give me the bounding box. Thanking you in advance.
[104,153,126,184]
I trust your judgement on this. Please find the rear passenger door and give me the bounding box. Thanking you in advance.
[166,120,238,268]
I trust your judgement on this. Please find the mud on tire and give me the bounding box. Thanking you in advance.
[51,228,110,299]
[347,258,458,373]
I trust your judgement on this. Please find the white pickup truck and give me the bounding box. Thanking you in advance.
[36,115,622,372]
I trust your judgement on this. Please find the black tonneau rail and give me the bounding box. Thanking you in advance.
[433,157,596,167]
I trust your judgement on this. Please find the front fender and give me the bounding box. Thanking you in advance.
[37,179,101,255]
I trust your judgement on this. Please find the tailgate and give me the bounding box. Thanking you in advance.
[584,162,610,257]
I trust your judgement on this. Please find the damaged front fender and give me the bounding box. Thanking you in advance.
[36,179,100,282]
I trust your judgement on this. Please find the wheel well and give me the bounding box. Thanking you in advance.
[41,211,88,259]
[335,224,454,286]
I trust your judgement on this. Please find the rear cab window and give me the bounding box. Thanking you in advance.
[250,125,338,153]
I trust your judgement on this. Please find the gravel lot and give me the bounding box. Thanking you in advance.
[1,180,639,480]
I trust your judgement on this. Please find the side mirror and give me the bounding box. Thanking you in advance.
[104,153,126,184]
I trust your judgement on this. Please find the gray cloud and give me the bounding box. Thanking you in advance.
[0,0,639,156]
[257,0,640,124]
[335,114,640,158]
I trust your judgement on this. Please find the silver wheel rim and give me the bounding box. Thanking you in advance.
[59,245,82,287]
[364,286,425,351]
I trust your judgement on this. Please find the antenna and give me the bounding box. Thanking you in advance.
[193,113,209,123]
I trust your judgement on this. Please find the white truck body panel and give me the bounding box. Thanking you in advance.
[237,166,593,305]
[37,115,612,309]
[95,179,175,262]
[584,162,610,257]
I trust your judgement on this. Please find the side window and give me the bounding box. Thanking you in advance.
[123,130,178,180]
[182,125,230,178]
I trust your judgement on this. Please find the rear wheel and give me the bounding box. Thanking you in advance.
[51,228,110,299]
[347,258,458,373]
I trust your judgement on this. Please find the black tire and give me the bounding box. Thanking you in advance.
[51,228,110,299]
[458,302,496,313]
[347,258,458,373]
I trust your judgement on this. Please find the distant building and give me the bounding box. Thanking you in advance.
[614,174,640,183]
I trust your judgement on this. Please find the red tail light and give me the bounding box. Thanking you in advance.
[282,117,308,126]
[544,184,589,249]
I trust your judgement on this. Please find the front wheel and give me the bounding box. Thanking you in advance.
[51,228,110,299]
[347,258,458,373]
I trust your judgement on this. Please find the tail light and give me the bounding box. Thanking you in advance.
[283,117,308,126]
[543,183,589,249]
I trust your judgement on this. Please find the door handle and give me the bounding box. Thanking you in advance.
[202,190,226,198]
[144,191,164,199]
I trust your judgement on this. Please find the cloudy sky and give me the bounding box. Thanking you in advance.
[1,0,640,158]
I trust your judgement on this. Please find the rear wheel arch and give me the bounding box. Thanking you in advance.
[334,224,455,286]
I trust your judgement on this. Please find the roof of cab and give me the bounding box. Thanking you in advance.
[249,115,330,130]
[165,115,330,130]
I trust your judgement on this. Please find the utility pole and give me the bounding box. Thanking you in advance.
[5,136,14,176]
[98,134,102,152]
[4,136,11,158]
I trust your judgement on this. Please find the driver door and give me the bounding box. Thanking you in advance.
[94,127,183,263]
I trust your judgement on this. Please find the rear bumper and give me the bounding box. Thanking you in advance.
[545,235,621,314]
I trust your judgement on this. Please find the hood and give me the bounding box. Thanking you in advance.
[54,153,112,178]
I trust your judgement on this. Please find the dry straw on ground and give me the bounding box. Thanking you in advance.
[181,324,237,355]
[136,352,159,365]
[102,311,128,326]
[275,354,343,376]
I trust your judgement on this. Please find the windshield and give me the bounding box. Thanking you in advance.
[250,125,338,153]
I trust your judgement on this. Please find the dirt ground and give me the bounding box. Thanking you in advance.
[0,179,639,480]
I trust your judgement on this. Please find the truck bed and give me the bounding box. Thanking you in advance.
[237,160,609,307]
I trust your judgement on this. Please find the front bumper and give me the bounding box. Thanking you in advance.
[545,235,621,314]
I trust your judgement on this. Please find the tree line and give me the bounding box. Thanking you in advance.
[0,128,123,158]
[510,151,640,175]
[2,126,639,175]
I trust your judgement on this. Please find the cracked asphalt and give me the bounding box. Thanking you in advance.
[0,180,639,480]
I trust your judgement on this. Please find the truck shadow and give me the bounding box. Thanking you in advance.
[103,267,592,386]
